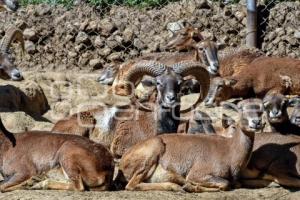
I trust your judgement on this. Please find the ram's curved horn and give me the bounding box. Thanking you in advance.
[172,61,210,113]
[0,27,24,54]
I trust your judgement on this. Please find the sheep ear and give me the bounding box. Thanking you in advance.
[224,78,237,86]
[222,114,235,129]
[263,100,270,108]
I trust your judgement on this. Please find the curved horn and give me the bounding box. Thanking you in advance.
[0,26,24,54]
[172,61,210,113]
[123,60,166,95]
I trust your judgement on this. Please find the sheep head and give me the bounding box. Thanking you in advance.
[221,99,264,134]
[204,77,237,107]
[165,26,219,76]
[0,27,24,81]
[165,26,204,51]
[263,92,288,124]
[123,60,210,112]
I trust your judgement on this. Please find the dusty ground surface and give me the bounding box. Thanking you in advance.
[0,187,299,200]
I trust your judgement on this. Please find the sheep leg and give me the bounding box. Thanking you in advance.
[126,163,184,192]
[59,164,85,191]
[184,175,229,192]
[273,175,300,188]
[0,172,31,192]
[186,167,230,192]
[125,169,148,190]
[240,179,274,188]
[31,179,79,191]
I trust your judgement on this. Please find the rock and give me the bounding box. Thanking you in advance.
[123,28,134,42]
[114,35,123,44]
[129,49,139,57]
[167,21,184,36]
[285,37,297,46]
[75,31,90,44]
[201,30,214,40]
[36,4,51,16]
[99,47,111,57]
[87,20,98,32]
[294,31,300,39]
[196,0,211,9]
[100,19,117,36]
[79,19,89,31]
[276,28,285,36]
[267,32,276,41]
[1,112,36,133]
[23,28,38,42]
[224,7,232,17]
[0,80,49,116]
[75,44,84,52]
[25,41,37,54]
[235,11,246,21]
[272,37,281,45]
[68,51,78,58]
[20,81,50,115]
[94,36,105,48]
[133,38,146,50]
[15,20,27,30]
[89,59,103,69]
[107,52,123,61]
[78,57,89,66]
[106,39,119,49]
[51,101,72,119]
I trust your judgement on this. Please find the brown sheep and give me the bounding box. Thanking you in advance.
[0,116,114,192]
[217,46,264,77]
[118,99,261,192]
[204,57,300,106]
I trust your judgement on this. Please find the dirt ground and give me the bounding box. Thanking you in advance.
[0,187,299,200]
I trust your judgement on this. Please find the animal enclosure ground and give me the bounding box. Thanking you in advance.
[0,187,298,200]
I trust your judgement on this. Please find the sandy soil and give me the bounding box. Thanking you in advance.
[0,187,299,200]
